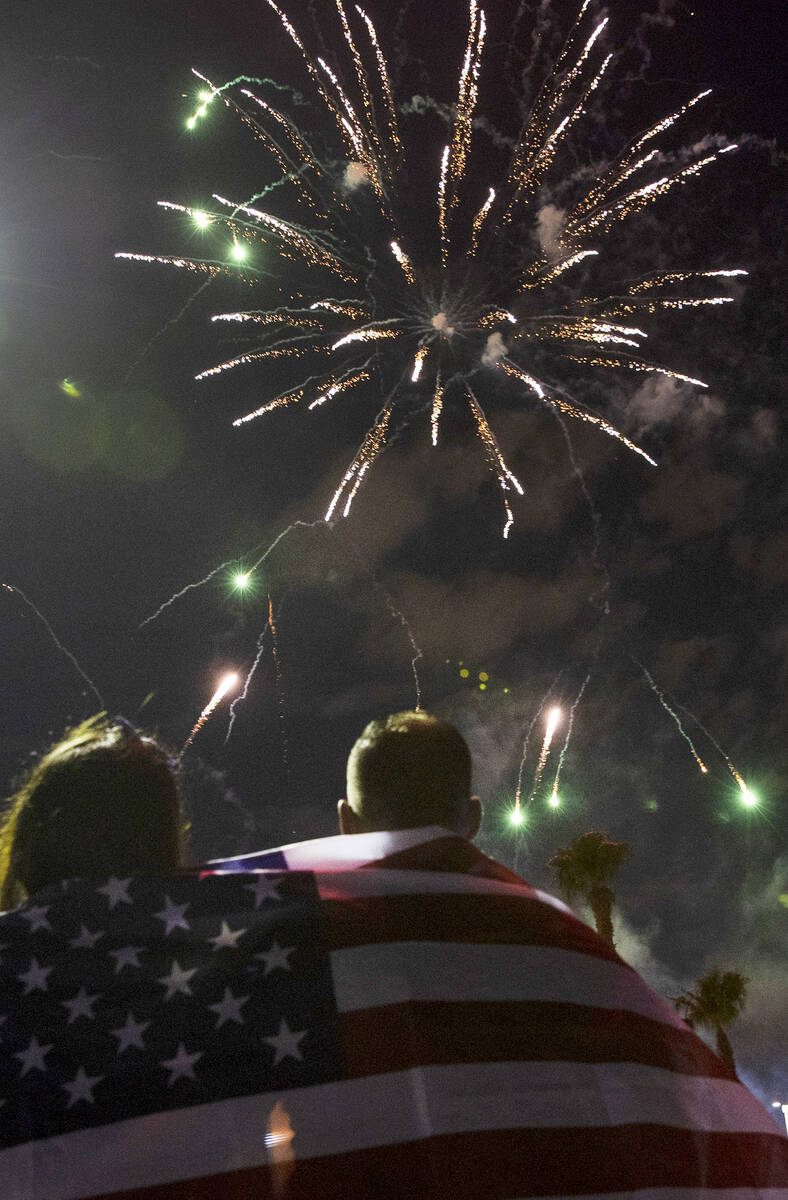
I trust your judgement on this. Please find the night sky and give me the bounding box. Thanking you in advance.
[1,1,785,1114]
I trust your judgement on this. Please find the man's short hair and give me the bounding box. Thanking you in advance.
[346,710,472,831]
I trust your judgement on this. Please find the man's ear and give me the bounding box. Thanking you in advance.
[338,798,364,835]
[464,795,482,841]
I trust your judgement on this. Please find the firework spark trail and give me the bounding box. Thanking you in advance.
[121,278,215,386]
[549,673,591,805]
[466,384,523,538]
[514,672,565,816]
[527,705,562,806]
[225,624,271,744]
[675,701,750,795]
[267,592,292,795]
[379,591,423,711]
[139,559,244,629]
[140,521,328,629]
[2,583,104,708]
[633,658,709,775]
[179,672,240,760]
[122,1,744,538]
[501,360,657,467]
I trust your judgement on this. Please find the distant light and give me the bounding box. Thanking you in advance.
[230,241,248,261]
[213,672,239,704]
[545,706,562,741]
[192,210,212,228]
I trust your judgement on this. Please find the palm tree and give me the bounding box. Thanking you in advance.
[673,968,749,1077]
[548,830,631,948]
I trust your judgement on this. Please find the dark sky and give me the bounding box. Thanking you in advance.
[1,0,785,1114]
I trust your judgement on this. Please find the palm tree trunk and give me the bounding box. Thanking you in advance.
[715,1025,738,1078]
[588,884,615,948]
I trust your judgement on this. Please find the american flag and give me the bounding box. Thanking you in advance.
[1,828,785,1198]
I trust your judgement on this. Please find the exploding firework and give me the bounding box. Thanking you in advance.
[119,0,743,537]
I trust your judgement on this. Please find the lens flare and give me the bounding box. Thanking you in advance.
[739,786,758,809]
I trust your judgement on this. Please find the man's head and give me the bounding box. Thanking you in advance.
[339,710,481,838]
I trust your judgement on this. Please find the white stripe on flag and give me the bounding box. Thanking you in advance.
[314,867,570,911]
[211,827,454,871]
[330,941,688,1029]
[2,1062,776,1200]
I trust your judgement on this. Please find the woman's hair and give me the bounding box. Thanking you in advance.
[0,713,185,909]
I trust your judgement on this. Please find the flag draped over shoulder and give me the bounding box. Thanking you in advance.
[1,828,785,1199]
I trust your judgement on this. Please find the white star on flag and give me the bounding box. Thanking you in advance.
[158,959,198,1001]
[18,957,53,995]
[154,896,191,936]
[69,924,104,949]
[111,1012,150,1054]
[62,987,100,1024]
[208,987,249,1028]
[110,945,144,973]
[15,1035,52,1077]
[20,904,51,933]
[255,941,295,975]
[161,1042,203,1086]
[209,921,245,951]
[264,1017,307,1065]
[245,876,281,907]
[97,878,133,909]
[63,1066,103,1108]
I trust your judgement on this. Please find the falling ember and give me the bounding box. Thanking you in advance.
[527,706,562,805]
[179,672,240,759]
[120,0,745,537]
[412,345,428,383]
[549,673,591,805]
[390,241,414,285]
[636,661,709,775]
[431,376,444,446]
[331,328,399,351]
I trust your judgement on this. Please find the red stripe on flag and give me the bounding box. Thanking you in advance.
[323,893,621,961]
[82,1125,788,1200]
[338,999,736,1081]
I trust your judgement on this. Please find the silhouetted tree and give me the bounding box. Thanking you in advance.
[548,830,631,948]
[674,968,749,1077]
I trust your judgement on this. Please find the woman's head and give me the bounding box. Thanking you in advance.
[0,713,185,908]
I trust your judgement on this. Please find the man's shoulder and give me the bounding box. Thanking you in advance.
[206,827,530,886]
[367,833,529,886]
